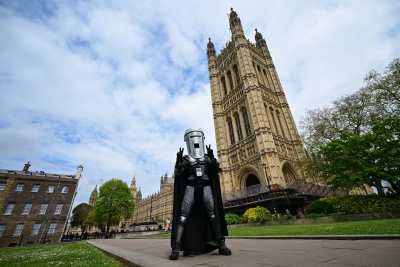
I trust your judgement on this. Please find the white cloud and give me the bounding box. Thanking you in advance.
[0,0,399,205]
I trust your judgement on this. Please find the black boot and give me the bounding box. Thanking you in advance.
[218,238,232,256]
[169,224,184,260]
[169,246,180,260]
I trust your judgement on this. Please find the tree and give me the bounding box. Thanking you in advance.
[315,116,400,195]
[301,58,400,155]
[93,179,134,237]
[71,203,92,234]
[301,58,400,190]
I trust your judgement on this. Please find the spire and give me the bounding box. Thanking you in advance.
[207,38,216,58]
[254,28,271,58]
[131,176,136,187]
[255,28,266,48]
[229,8,243,34]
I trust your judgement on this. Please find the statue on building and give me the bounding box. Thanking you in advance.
[169,129,231,260]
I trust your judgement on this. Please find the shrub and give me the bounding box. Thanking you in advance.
[305,200,335,215]
[242,206,272,223]
[225,213,243,225]
[306,195,400,215]
[323,195,400,215]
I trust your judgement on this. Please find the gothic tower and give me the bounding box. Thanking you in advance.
[207,9,305,198]
[88,185,97,206]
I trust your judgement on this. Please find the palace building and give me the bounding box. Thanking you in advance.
[207,9,314,213]
[120,174,173,229]
[0,163,82,247]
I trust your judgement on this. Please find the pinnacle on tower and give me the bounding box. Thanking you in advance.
[207,38,216,58]
[255,28,266,48]
[229,8,243,34]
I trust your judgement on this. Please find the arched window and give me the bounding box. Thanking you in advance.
[269,107,279,136]
[252,62,259,83]
[282,163,297,184]
[227,117,235,145]
[257,65,265,85]
[227,70,234,91]
[276,110,286,138]
[264,104,274,133]
[233,64,240,85]
[221,76,228,96]
[262,69,269,86]
[245,174,260,187]
[241,106,252,136]
[233,112,243,141]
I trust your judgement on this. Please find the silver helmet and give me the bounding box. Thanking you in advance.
[184,128,205,159]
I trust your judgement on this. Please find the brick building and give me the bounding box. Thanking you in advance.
[0,162,82,247]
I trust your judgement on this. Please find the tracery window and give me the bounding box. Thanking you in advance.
[227,117,235,145]
[233,112,243,141]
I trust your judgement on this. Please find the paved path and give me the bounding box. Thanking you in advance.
[88,238,400,267]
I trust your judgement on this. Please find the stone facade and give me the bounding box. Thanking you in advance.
[0,163,82,247]
[88,185,97,207]
[207,9,306,200]
[127,174,173,227]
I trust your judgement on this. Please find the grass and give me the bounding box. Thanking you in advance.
[228,218,400,236]
[0,241,124,267]
[130,219,400,239]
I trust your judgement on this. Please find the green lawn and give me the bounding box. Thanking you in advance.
[0,242,124,267]
[228,218,400,236]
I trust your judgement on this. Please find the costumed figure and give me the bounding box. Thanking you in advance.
[169,128,232,260]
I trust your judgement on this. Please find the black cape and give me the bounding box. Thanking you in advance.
[170,154,228,255]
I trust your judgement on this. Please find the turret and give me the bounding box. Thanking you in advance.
[255,29,271,59]
[229,8,244,36]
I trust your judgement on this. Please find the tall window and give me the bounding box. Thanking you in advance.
[39,204,48,215]
[221,76,228,96]
[54,204,63,215]
[257,65,265,85]
[233,64,240,84]
[227,117,235,145]
[234,112,243,141]
[31,184,40,193]
[0,225,5,238]
[13,224,24,237]
[48,223,57,235]
[15,183,24,192]
[21,203,32,215]
[262,69,269,86]
[276,110,287,138]
[0,182,5,191]
[4,203,15,215]
[227,70,234,90]
[270,107,279,135]
[61,186,69,194]
[31,224,41,236]
[47,185,55,193]
[264,104,274,133]
[252,62,259,83]
[241,106,252,136]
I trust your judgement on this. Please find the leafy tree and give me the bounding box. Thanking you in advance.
[93,179,134,236]
[301,58,400,155]
[301,58,400,191]
[71,203,92,234]
[315,116,400,195]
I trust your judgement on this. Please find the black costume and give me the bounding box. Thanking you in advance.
[169,140,231,260]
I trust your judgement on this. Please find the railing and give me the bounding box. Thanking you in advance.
[223,184,269,202]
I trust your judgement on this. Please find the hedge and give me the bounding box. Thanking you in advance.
[305,195,400,215]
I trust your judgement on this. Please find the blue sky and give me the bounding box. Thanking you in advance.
[1,0,399,205]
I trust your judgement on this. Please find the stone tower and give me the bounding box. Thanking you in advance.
[207,8,305,198]
[88,185,97,206]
